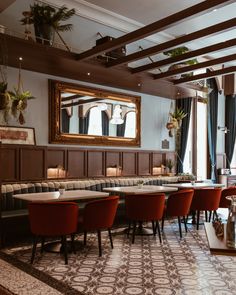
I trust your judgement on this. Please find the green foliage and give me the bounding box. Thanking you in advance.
[165,159,174,170]
[169,107,187,121]
[21,3,75,32]
[163,46,198,65]
[9,87,35,102]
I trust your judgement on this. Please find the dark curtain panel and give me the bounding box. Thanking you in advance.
[116,115,127,137]
[61,109,70,133]
[176,97,192,173]
[207,77,218,182]
[225,95,236,168]
[79,111,90,134]
[102,112,109,136]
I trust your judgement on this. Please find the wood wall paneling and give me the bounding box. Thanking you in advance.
[138,152,151,176]
[0,146,19,182]
[152,152,163,167]
[122,152,137,176]
[67,150,86,178]
[20,147,46,181]
[47,148,66,169]
[105,151,121,176]
[87,150,105,177]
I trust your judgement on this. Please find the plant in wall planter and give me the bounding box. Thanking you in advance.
[166,107,187,137]
[20,3,75,48]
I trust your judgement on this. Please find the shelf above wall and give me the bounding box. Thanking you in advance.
[1,33,198,99]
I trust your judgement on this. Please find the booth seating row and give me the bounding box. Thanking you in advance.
[0,175,189,246]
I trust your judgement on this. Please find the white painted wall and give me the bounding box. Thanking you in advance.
[1,66,175,151]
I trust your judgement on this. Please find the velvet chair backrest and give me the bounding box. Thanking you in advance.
[220,187,236,208]
[166,189,194,216]
[28,202,78,236]
[190,188,222,211]
[125,194,165,221]
[82,196,119,230]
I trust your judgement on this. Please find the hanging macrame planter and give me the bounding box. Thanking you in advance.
[166,104,187,137]
[9,57,35,125]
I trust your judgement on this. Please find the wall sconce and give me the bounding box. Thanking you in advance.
[153,167,162,175]
[218,126,229,134]
[47,165,67,179]
[106,165,122,177]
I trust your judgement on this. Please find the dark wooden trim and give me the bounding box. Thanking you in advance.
[76,0,234,61]
[131,38,236,74]
[107,18,236,68]
[153,53,236,80]
[174,66,236,84]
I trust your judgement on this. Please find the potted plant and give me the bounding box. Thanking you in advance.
[20,4,75,46]
[166,107,187,137]
[163,46,198,78]
[59,183,66,195]
[9,87,35,125]
[165,159,175,175]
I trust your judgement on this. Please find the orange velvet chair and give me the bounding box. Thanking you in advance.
[125,194,165,244]
[190,188,222,230]
[162,189,194,238]
[28,202,79,264]
[219,186,236,208]
[78,196,119,257]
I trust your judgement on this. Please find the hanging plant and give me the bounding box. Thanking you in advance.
[9,87,35,124]
[8,58,35,125]
[166,107,187,137]
[0,82,11,122]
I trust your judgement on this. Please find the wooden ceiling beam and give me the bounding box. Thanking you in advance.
[76,0,234,61]
[131,38,236,74]
[153,53,236,80]
[61,94,83,102]
[62,98,104,108]
[174,66,236,84]
[107,18,236,68]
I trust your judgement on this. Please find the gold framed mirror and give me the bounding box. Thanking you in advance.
[49,80,141,146]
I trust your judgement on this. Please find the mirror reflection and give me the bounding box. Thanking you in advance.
[61,92,137,138]
[49,80,141,146]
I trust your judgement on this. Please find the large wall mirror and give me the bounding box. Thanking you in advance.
[49,80,141,146]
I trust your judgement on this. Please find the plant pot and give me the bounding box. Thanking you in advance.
[34,24,55,45]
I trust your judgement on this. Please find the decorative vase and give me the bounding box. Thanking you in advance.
[34,24,55,45]
[59,188,65,195]
[226,196,236,248]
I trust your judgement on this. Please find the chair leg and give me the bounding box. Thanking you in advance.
[209,211,212,222]
[177,216,182,238]
[71,234,76,254]
[97,230,102,257]
[84,231,87,246]
[156,221,162,243]
[31,236,38,264]
[205,211,208,222]
[197,211,200,230]
[41,237,45,253]
[152,221,156,236]
[61,236,68,265]
[161,216,165,231]
[127,221,131,237]
[213,210,218,220]
[108,229,113,249]
[183,216,188,233]
[132,221,136,244]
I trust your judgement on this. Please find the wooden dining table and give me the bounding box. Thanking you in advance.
[103,185,178,195]
[162,182,225,189]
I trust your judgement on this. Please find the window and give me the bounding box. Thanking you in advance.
[124,111,136,138]
[183,100,208,179]
[87,107,102,136]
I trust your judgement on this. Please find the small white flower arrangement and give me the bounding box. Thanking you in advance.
[137,180,144,188]
[59,183,66,195]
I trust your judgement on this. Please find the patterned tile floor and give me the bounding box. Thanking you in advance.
[1,218,236,295]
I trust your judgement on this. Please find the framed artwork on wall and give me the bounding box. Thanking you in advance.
[0,126,36,145]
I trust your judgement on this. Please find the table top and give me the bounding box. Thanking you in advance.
[13,190,109,202]
[204,222,236,255]
[162,182,224,189]
[103,185,178,194]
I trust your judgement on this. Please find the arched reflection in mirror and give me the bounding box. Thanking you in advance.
[49,80,141,146]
